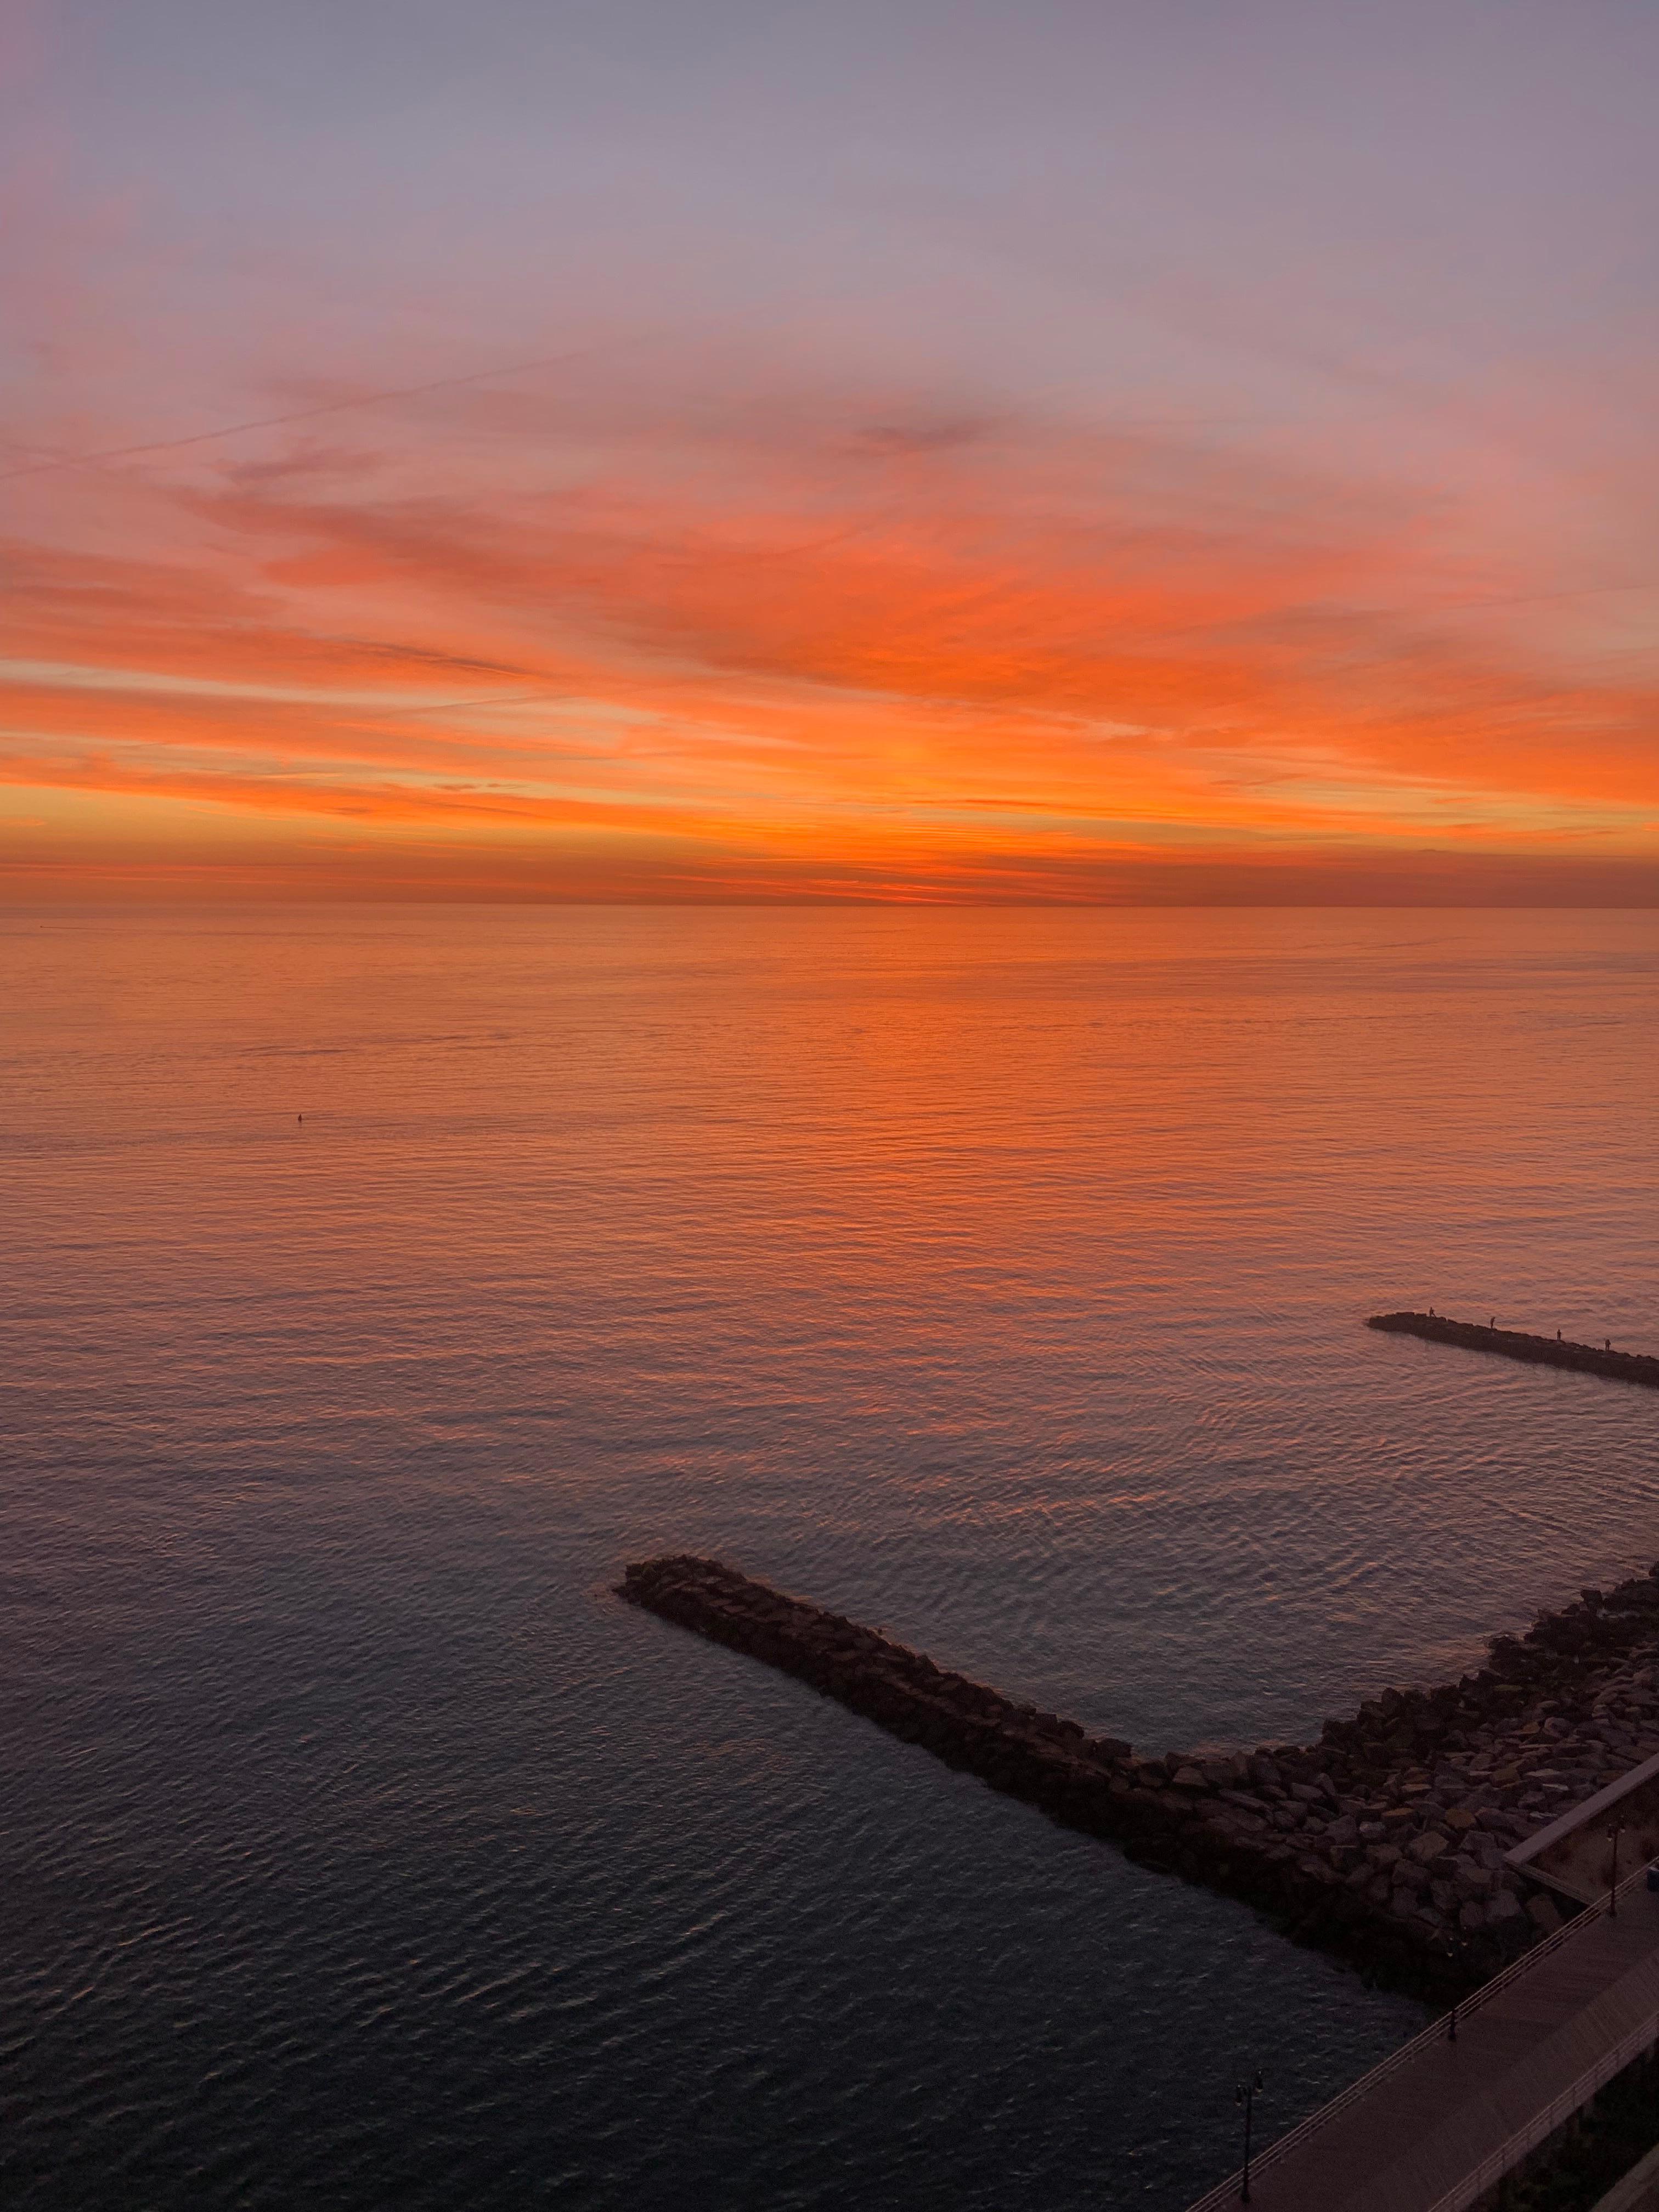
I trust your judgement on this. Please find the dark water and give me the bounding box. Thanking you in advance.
[4,905,1657,2211]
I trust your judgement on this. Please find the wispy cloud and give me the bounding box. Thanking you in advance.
[4,176,1656,898]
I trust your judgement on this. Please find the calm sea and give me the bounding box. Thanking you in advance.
[4,905,1657,2211]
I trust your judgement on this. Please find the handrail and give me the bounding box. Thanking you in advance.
[1183,1860,1658,2211]
[1421,2015,1659,2212]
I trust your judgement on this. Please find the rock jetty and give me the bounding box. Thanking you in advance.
[1368,1311,1659,1389]
[619,1553,1659,1997]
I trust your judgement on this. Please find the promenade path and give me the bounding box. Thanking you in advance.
[1186,1871,1659,2212]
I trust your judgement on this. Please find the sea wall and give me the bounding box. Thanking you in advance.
[1368,1312,1659,1390]
[619,1554,1659,1996]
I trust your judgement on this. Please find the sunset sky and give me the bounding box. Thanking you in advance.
[5,0,1658,901]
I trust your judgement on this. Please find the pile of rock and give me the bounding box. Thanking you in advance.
[619,1553,1659,1994]
[1366,1311,1659,1389]
[1166,1568,1659,1973]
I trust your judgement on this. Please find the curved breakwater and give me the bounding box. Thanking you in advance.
[620,1553,1659,1999]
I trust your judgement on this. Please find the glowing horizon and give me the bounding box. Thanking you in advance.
[5,2,1657,902]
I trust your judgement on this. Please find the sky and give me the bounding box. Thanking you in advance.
[4,0,1658,901]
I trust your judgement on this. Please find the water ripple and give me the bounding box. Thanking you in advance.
[4,906,1657,2209]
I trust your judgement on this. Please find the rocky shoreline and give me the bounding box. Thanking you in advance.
[619,1553,1659,1997]
[1368,1310,1659,1389]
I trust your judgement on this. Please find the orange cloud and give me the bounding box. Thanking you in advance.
[4,359,1657,900]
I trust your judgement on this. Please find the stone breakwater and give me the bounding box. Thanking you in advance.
[620,1554,1659,1996]
[1369,1311,1659,1389]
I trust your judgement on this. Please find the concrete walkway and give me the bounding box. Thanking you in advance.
[1593,2140,1659,2212]
[1186,1875,1659,2212]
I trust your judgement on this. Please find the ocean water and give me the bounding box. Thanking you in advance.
[4,903,1657,2212]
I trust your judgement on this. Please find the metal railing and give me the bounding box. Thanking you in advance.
[1183,1861,1658,2211]
[1421,2015,1659,2212]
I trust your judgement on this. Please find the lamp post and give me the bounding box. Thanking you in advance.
[1609,1821,1625,1918]
[1235,2070,1265,2203]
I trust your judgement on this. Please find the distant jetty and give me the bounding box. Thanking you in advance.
[618,1553,1659,1996]
[1368,1310,1659,1389]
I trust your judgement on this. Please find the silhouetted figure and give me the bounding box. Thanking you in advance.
[1489,1316,1496,1328]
